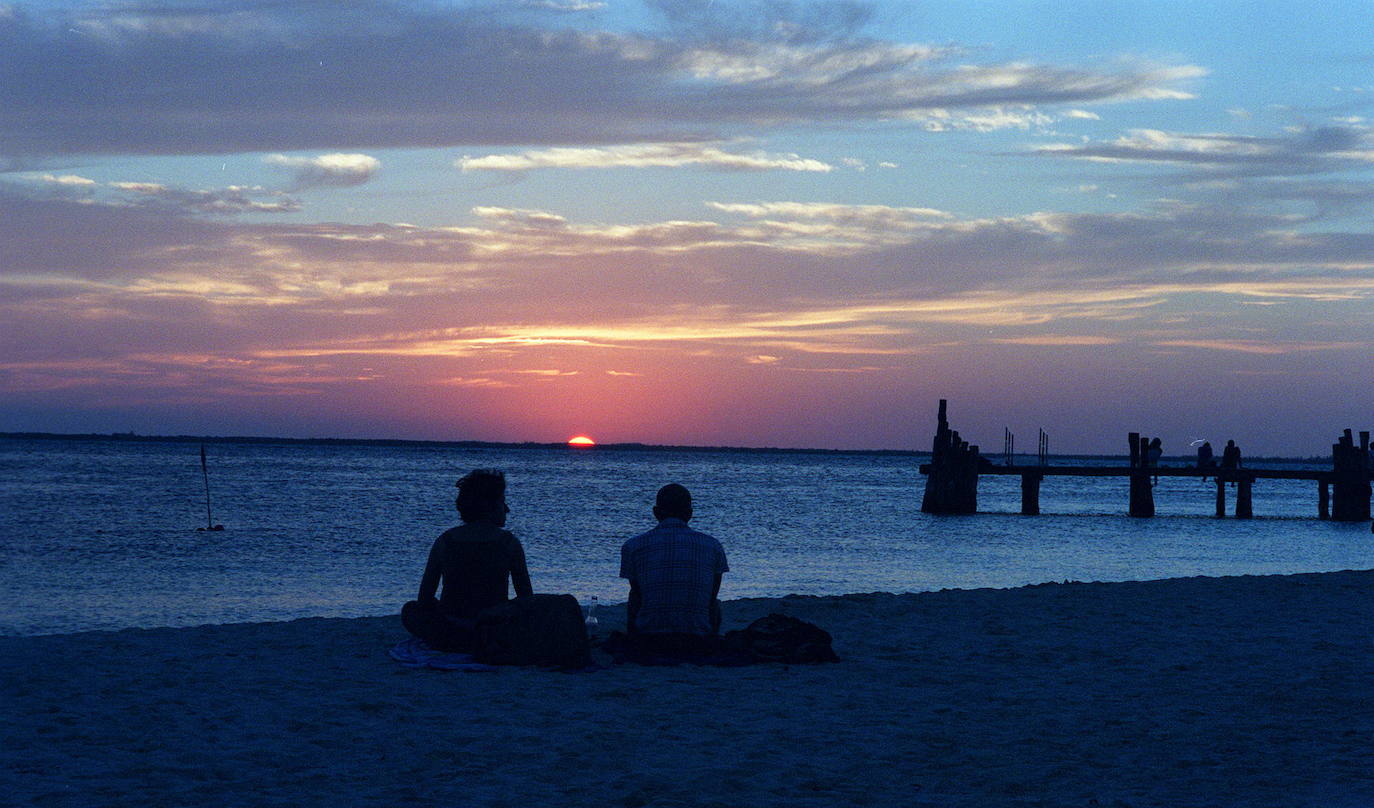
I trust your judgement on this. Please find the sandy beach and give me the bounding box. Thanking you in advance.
[5,569,1374,807]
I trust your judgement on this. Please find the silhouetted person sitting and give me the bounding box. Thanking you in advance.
[402,469,533,652]
[618,483,729,657]
[1197,441,1216,483]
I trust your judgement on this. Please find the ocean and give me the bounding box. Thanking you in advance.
[2,435,1370,637]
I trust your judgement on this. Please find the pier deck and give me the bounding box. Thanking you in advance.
[920,464,1337,482]
[917,400,1372,520]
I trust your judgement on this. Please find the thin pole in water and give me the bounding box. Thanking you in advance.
[199,444,222,531]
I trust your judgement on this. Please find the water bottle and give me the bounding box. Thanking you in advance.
[584,596,599,636]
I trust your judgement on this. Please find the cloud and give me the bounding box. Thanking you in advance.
[509,368,580,376]
[265,153,380,189]
[109,182,299,214]
[910,108,1057,133]
[38,173,98,187]
[435,376,513,388]
[522,0,607,11]
[16,168,304,215]
[3,188,1371,452]
[1152,339,1363,355]
[0,1,1205,158]
[459,142,832,173]
[709,200,951,219]
[991,335,1118,346]
[1031,124,1374,177]
[8,190,1374,340]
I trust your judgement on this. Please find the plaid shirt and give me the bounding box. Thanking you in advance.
[619,518,728,635]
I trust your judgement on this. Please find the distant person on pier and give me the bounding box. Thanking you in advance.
[1220,440,1243,487]
[1197,441,1215,483]
[1146,437,1163,485]
[402,469,533,652]
[618,483,729,657]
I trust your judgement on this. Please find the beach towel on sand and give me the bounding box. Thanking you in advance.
[389,638,499,672]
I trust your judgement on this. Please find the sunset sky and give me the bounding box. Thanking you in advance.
[3,0,1372,454]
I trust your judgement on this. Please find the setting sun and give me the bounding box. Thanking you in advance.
[567,435,596,447]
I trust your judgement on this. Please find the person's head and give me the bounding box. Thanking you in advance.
[1226,439,1236,448]
[653,483,692,522]
[455,468,508,525]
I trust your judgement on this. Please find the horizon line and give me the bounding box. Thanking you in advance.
[0,431,1333,463]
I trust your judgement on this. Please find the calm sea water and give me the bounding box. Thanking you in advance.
[2,436,1371,636]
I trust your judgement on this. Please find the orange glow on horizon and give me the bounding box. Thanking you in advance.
[567,435,596,447]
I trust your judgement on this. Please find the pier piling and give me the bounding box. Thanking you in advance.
[1236,476,1254,519]
[1128,432,1155,517]
[1021,473,1042,516]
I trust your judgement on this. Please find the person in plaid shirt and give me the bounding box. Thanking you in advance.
[619,484,729,643]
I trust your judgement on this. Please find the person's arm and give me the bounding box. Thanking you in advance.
[417,537,443,606]
[509,537,533,599]
[626,580,642,635]
[708,572,723,634]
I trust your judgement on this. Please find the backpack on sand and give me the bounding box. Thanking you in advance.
[723,613,840,664]
[474,594,591,669]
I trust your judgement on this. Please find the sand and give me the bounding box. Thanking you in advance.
[5,570,1374,807]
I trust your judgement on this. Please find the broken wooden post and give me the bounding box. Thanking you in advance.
[920,400,950,514]
[1141,434,1155,517]
[1128,432,1141,515]
[1128,432,1154,517]
[1330,431,1371,522]
[921,399,980,514]
[1215,478,1226,518]
[1235,475,1253,519]
[958,442,980,513]
[1021,473,1042,516]
[1360,431,1372,522]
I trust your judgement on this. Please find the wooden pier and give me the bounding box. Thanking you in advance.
[918,401,1373,520]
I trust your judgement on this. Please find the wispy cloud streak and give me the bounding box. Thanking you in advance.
[1033,125,1374,177]
[459,143,832,172]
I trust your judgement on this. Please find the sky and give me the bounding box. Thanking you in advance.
[2,0,1372,455]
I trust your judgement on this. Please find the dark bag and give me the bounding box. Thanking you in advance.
[723,613,840,664]
[474,594,591,668]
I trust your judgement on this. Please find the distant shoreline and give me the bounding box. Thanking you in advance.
[0,430,1329,464]
[0,430,924,457]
